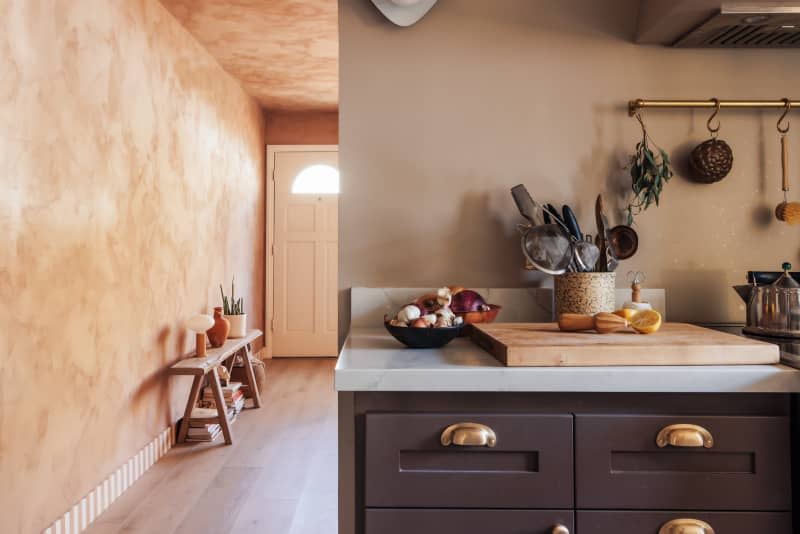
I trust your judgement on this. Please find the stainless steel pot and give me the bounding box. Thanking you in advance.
[733,262,800,338]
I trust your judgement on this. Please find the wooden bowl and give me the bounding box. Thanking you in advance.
[384,321,465,349]
[454,304,502,325]
[609,225,638,260]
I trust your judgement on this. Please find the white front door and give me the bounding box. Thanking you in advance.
[272,150,339,357]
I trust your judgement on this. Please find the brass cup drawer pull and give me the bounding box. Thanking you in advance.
[551,525,570,534]
[656,424,714,448]
[659,518,715,534]
[440,422,497,447]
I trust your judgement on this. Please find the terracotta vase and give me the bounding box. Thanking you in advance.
[206,307,230,348]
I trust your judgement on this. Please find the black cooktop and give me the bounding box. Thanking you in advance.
[703,323,800,369]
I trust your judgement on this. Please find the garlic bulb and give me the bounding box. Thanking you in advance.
[433,308,455,327]
[397,304,422,323]
[436,307,455,320]
[436,287,453,308]
[454,316,464,326]
[435,317,450,328]
[422,313,438,326]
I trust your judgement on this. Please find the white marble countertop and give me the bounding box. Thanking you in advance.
[335,328,800,393]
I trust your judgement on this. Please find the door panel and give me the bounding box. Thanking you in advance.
[364,412,574,509]
[285,241,315,332]
[577,510,792,534]
[575,414,791,511]
[366,509,574,534]
[273,150,338,356]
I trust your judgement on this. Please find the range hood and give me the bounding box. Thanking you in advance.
[636,1,800,47]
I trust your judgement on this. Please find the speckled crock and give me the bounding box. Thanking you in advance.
[554,272,616,316]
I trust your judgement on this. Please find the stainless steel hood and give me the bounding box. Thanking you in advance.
[636,1,800,47]
[676,5,800,47]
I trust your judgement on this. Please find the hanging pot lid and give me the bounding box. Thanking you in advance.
[370,0,438,27]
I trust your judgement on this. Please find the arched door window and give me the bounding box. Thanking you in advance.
[291,164,340,194]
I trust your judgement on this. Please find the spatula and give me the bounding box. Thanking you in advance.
[511,185,545,226]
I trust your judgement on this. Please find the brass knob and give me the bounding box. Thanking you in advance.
[551,525,570,534]
[659,518,715,534]
[656,424,714,448]
[440,422,496,447]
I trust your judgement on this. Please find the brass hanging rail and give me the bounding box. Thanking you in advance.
[628,99,800,117]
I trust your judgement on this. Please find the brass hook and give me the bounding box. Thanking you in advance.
[778,98,791,135]
[706,98,721,137]
[634,111,647,136]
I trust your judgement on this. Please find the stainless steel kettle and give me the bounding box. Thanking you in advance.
[733,262,800,338]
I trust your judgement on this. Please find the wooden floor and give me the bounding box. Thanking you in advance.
[87,358,338,534]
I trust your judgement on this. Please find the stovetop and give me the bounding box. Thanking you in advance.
[703,323,800,369]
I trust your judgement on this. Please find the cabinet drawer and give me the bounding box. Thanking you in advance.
[577,510,792,534]
[366,509,574,534]
[365,413,573,508]
[575,415,791,510]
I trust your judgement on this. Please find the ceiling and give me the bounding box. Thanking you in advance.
[160,0,338,112]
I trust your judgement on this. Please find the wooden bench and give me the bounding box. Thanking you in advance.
[168,329,263,445]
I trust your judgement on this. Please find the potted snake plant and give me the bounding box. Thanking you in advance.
[220,278,247,338]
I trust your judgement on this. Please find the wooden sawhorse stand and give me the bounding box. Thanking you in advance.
[168,329,263,445]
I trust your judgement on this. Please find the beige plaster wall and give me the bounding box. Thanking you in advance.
[339,0,800,335]
[265,110,339,145]
[0,1,265,531]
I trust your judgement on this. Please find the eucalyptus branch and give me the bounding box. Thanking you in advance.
[625,113,673,225]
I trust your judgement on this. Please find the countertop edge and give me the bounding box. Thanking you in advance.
[335,329,800,393]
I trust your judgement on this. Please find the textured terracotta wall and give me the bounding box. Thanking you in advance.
[265,110,339,145]
[339,0,800,334]
[0,1,265,531]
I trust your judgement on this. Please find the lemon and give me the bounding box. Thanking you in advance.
[630,309,662,334]
[613,308,639,321]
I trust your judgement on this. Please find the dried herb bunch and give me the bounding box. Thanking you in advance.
[626,112,673,225]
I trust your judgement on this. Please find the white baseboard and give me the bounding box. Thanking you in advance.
[43,426,174,534]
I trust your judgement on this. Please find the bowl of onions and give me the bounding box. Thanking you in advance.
[384,319,464,348]
[384,288,467,348]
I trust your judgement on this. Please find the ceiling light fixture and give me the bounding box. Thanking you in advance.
[370,0,438,27]
[742,15,770,24]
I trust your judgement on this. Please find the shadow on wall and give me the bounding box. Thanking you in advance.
[131,324,190,426]
[450,189,519,281]
[339,287,351,349]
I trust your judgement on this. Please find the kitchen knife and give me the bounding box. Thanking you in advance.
[595,194,618,271]
[595,194,608,271]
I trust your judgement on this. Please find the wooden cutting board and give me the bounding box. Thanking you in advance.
[469,323,779,366]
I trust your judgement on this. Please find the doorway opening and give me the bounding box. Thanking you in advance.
[266,145,339,358]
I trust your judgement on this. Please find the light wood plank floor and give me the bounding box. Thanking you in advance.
[86,358,338,534]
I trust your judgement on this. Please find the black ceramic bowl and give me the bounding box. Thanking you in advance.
[384,321,465,348]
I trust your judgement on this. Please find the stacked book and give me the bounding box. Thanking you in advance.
[200,381,246,418]
[186,383,246,443]
[185,407,222,442]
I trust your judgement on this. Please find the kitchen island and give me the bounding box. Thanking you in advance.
[337,328,800,534]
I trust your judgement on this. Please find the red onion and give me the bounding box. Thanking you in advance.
[450,289,488,312]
